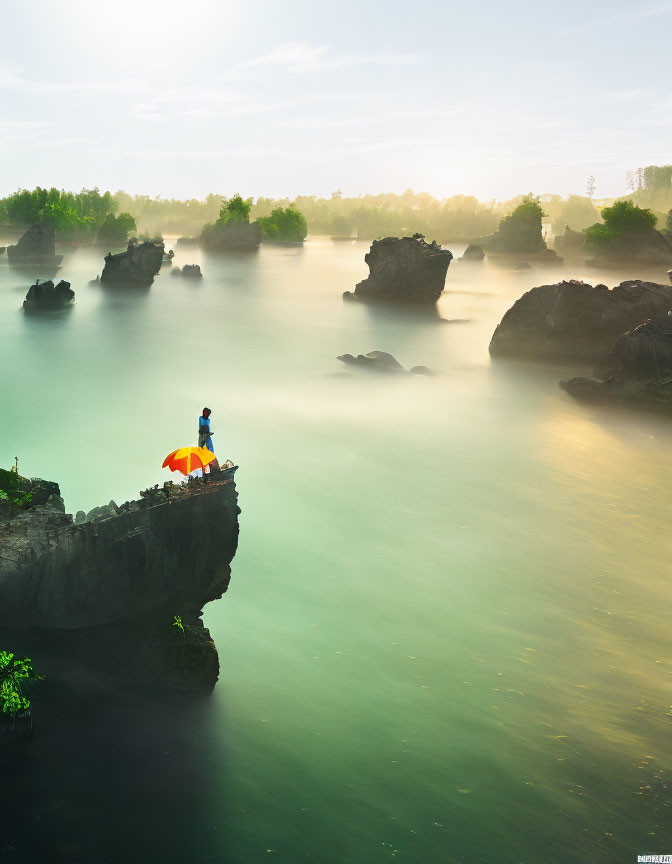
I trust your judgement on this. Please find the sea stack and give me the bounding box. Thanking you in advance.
[101,237,164,285]
[23,279,75,309]
[344,233,453,303]
[7,223,63,267]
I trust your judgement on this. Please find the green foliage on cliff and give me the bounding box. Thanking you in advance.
[256,205,308,242]
[0,187,117,239]
[217,195,253,226]
[585,200,658,252]
[0,651,38,715]
[482,195,546,254]
[0,469,32,508]
[97,212,137,243]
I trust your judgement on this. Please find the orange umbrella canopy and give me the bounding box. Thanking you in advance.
[162,446,216,475]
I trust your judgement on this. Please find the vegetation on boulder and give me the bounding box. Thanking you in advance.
[479,195,547,254]
[256,205,307,242]
[584,200,671,263]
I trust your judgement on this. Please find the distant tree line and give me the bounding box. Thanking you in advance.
[0,186,136,242]
[4,176,670,245]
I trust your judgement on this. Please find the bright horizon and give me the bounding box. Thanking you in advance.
[1,0,670,202]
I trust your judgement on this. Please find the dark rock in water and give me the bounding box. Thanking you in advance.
[560,375,672,411]
[337,351,431,374]
[338,351,405,372]
[344,233,452,304]
[101,237,164,285]
[200,221,261,251]
[515,263,531,271]
[176,236,198,246]
[161,249,174,265]
[0,468,240,630]
[172,264,203,278]
[594,319,672,381]
[586,228,672,267]
[489,279,672,362]
[537,248,563,266]
[554,226,586,256]
[7,223,63,266]
[460,244,485,262]
[23,279,74,309]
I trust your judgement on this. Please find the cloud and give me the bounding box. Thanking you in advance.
[233,41,421,75]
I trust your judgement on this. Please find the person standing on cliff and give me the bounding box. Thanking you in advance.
[198,407,219,472]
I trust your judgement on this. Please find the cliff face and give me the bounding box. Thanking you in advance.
[0,469,240,630]
[101,239,164,285]
[345,233,453,303]
[489,279,672,361]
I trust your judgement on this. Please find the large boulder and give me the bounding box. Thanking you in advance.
[344,233,452,303]
[101,238,164,285]
[489,279,672,362]
[594,319,672,381]
[7,223,62,265]
[23,279,74,309]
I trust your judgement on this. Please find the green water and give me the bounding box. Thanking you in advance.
[0,239,671,863]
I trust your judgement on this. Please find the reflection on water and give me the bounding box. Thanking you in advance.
[0,237,671,862]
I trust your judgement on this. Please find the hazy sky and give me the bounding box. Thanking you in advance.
[1,0,670,201]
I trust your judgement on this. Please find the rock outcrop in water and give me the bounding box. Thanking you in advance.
[554,226,586,256]
[337,351,432,375]
[460,244,485,262]
[23,279,74,309]
[200,221,261,251]
[101,238,164,285]
[172,264,202,278]
[594,319,672,381]
[561,318,672,411]
[586,227,672,267]
[344,234,452,303]
[7,223,63,267]
[489,279,672,362]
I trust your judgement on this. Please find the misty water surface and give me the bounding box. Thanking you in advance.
[0,237,670,863]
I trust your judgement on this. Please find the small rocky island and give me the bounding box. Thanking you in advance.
[489,279,672,362]
[172,264,203,278]
[477,196,561,266]
[7,223,63,267]
[101,237,164,285]
[337,350,431,374]
[344,233,453,303]
[0,467,240,692]
[23,279,74,309]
